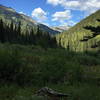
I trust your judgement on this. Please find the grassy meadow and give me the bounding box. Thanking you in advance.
[0,43,100,100]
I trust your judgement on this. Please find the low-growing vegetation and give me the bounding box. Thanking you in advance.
[0,43,100,100]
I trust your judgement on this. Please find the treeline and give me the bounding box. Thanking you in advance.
[0,19,57,48]
[81,19,100,48]
[56,18,100,52]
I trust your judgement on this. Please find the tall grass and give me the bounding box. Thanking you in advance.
[0,43,100,100]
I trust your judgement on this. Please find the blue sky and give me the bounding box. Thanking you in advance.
[0,0,100,26]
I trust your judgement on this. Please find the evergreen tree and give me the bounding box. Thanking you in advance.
[0,19,4,42]
[29,28,35,44]
[17,21,21,42]
[82,19,100,48]
[9,21,14,42]
[0,19,58,48]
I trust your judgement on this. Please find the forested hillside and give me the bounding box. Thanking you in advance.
[0,5,59,34]
[56,10,100,52]
[0,19,57,48]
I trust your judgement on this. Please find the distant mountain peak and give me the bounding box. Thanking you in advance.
[51,25,71,32]
[0,5,59,34]
[0,4,16,13]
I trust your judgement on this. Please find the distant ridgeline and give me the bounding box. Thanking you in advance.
[56,10,100,52]
[0,5,59,35]
[0,19,57,48]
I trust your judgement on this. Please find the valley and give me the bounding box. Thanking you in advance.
[0,4,100,100]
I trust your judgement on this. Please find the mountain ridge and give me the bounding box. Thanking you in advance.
[51,25,71,32]
[56,10,100,52]
[0,5,59,34]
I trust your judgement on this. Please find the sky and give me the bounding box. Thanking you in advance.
[0,0,100,27]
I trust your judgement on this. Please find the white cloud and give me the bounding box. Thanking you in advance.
[47,0,100,14]
[52,10,75,26]
[46,0,100,26]
[47,0,60,6]
[81,0,100,13]
[61,1,80,9]
[19,11,27,15]
[58,20,77,27]
[52,10,72,23]
[31,7,47,21]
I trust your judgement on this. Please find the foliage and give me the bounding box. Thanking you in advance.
[0,43,100,100]
[0,43,100,85]
[56,10,100,52]
[0,19,57,48]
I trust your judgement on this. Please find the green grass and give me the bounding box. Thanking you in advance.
[1,84,100,100]
[0,43,100,100]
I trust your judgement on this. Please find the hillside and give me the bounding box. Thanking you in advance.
[0,5,59,34]
[56,10,100,52]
